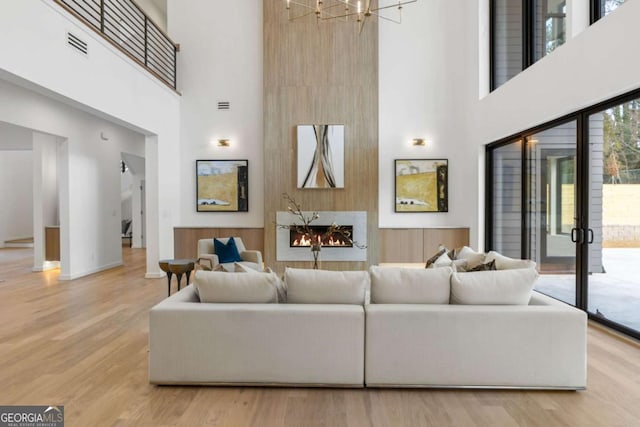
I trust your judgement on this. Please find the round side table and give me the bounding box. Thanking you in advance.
[168,259,195,295]
[158,259,173,296]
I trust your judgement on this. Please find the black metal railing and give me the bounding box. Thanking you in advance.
[54,0,178,90]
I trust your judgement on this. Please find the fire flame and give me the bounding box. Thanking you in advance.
[292,234,349,247]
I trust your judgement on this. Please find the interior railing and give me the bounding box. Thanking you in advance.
[54,0,178,90]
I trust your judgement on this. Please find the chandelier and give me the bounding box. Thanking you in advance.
[285,0,417,30]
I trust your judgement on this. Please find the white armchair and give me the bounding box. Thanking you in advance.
[197,237,263,272]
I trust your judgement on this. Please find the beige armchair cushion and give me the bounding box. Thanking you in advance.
[197,237,263,271]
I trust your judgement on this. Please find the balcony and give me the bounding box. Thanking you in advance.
[54,0,178,90]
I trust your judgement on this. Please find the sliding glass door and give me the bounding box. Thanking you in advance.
[487,90,640,339]
[587,99,640,334]
[526,121,578,305]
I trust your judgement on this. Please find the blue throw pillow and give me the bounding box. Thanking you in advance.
[214,237,242,264]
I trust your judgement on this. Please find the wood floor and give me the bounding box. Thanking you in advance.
[1,247,640,427]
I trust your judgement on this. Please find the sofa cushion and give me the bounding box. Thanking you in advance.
[284,268,369,304]
[214,237,242,263]
[454,246,486,269]
[484,251,537,270]
[234,263,287,303]
[370,266,452,304]
[451,268,538,305]
[194,270,278,303]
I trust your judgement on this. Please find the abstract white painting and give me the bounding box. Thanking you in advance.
[297,125,345,189]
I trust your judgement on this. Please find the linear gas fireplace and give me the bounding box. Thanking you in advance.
[276,211,367,262]
[290,226,354,248]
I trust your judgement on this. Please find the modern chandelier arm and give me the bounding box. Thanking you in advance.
[371,12,401,24]
[285,0,416,28]
[370,0,417,13]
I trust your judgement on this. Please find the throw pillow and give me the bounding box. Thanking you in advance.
[194,270,278,303]
[370,266,452,304]
[467,259,497,272]
[265,267,287,303]
[450,268,538,305]
[284,268,369,304]
[234,263,287,303]
[455,246,486,269]
[484,251,537,270]
[214,237,242,264]
[425,248,447,268]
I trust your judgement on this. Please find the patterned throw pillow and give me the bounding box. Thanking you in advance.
[425,248,447,268]
[467,259,497,272]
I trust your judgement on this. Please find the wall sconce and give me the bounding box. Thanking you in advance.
[217,138,231,148]
[412,138,426,147]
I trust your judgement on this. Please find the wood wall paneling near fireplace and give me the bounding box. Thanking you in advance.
[263,1,379,271]
[378,228,470,263]
[173,228,265,260]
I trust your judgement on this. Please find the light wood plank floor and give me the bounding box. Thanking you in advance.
[1,247,640,427]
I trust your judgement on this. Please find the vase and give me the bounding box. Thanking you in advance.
[311,244,321,270]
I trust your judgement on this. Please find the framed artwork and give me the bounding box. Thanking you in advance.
[297,124,345,189]
[394,159,448,212]
[196,160,248,212]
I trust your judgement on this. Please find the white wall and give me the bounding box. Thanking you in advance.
[378,0,479,245]
[0,151,33,243]
[0,79,145,278]
[121,169,134,223]
[473,0,640,143]
[32,132,59,271]
[168,0,264,227]
[135,0,167,32]
[0,0,181,277]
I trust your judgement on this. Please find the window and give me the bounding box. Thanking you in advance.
[491,0,566,90]
[592,0,628,22]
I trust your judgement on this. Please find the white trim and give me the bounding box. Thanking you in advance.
[32,261,60,272]
[145,272,165,279]
[58,261,123,280]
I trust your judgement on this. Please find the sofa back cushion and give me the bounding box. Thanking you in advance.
[194,270,278,303]
[369,266,452,304]
[284,268,369,304]
[451,268,538,305]
[484,251,537,270]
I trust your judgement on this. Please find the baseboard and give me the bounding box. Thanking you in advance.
[145,272,166,279]
[32,261,60,272]
[58,261,123,281]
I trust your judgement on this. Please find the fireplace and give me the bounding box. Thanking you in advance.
[289,226,354,248]
[276,211,367,262]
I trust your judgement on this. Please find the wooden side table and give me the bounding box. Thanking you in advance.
[158,259,195,296]
[168,259,195,295]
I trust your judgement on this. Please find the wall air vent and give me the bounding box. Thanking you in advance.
[67,32,88,55]
[217,101,231,111]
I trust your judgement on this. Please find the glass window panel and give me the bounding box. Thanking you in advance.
[601,0,627,16]
[534,0,566,61]
[527,121,577,305]
[491,141,522,258]
[493,0,523,89]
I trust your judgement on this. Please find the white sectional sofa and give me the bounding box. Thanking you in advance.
[149,269,368,386]
[149,264,587,389]
[365,292,586,389]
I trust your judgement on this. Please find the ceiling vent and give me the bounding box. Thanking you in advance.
[217,101,231,111]
[67,32,88,55]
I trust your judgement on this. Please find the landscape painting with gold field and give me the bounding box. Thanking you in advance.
[196,160,248,212]
[395,159,448,212]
